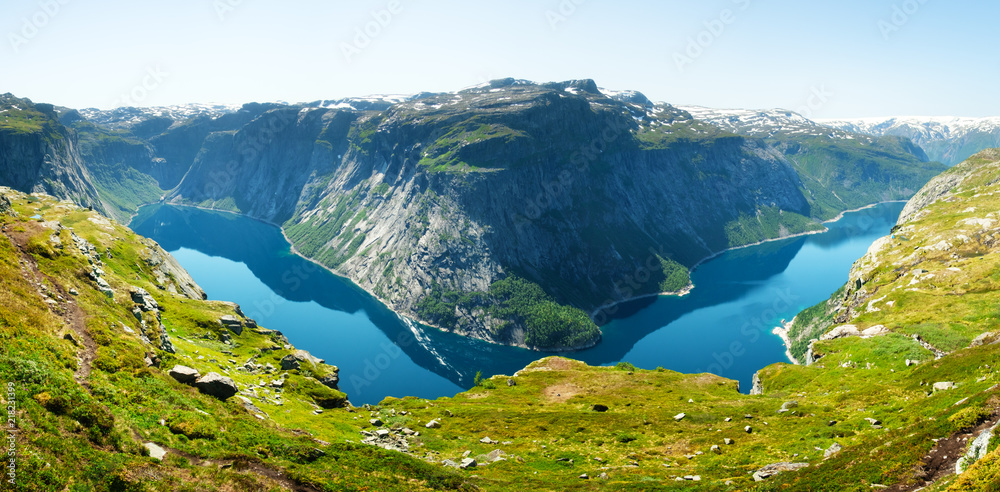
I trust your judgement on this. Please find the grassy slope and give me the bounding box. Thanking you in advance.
[0,190,471,491]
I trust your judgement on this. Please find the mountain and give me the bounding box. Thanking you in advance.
[0,81,947,351]
[818,116,1000,166]
[5,150,1000,490]
[681,106,943,219]
[0,93,107,213]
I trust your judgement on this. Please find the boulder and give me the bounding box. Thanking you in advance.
[724,438,734,445]
[426,419,441,429]
[778,401,798,413]
[507,378,516,387]
[745,426,753,433]
[219,315,243,335]
[144,442,167,461]
[970,331,1000,348]
[710,445,721,454]
[752,462,809,481]
[591,404,609,412]
[168,365,200,384]
[459,458,477,469]
[194,372,238,400]
[674,413,686,421]
[370,418,383,427]
[933,382,956,391]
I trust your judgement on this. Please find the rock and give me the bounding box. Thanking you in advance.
[369,418,383,427]
[724,417,732,422]
[317,373,340,390]
[710,445,721,454]
[674,412,686,421]
[865,418,882,426]
[778,401,798,413]
[598,472,609,480]
[724,438,734,445]
[970,331,1000,348]
[442,459,459,468]
[219,315,243,335]
[750,372,763,395]
[130,287,160,312]
[168,365,201,384]
[194,372,238,400]
[507,378,516,387]
[745,426,753,433]
[144,442,167,460]
[426,419,441,429]
[69,288,79,296]
[957,427,994,474]
[459,458,477,469]
[375,429,390,437]
[933,382,956,391]
[824,443,842,459]
[280,350,326,370]
[579,474,589,479]
[159,332,176,354]
[591,404,609,412]
[905,359,918,367]
[752,462,809,481]
[485,449,506,462]
[480,436,494,444]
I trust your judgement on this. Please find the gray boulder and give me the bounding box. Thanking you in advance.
[459,458,477,469]
[168,365,200,384]
[933,382,956,391]
[194,372,238,400]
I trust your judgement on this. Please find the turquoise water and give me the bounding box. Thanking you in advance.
[131,202,906,404]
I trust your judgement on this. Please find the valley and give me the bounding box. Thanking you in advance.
[4,79,1000,491]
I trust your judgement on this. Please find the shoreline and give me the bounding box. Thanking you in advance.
[589,200,906,320]
[772,317,800,365]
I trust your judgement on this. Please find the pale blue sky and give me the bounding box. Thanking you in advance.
[1,0,997,117]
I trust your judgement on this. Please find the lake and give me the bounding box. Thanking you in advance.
[131,202,906,404]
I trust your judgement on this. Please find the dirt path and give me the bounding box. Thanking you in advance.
[1,223,97,384]
[141,436,323,492]
[888,412,998,491]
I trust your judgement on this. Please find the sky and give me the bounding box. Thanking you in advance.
[1,0,997,118]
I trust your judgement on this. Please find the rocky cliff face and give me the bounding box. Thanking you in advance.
[0,94,106,213]
[0,81,948,350]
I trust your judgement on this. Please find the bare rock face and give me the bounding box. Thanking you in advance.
[194,372,238,400]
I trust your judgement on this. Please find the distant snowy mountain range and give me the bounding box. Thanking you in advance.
[816,116,1000,165]
[75,92,1000,167]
